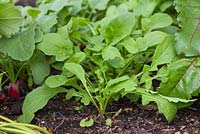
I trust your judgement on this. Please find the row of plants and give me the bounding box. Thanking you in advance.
[0,0,200,127]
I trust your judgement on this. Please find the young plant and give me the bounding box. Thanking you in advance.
[17,0,200,127]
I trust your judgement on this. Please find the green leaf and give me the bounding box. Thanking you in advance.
[68,0,83,14]
[88,0,109,10]
[63,63,87,88]
[134,0,157,17]
[80,118,94,127]
[18,86,67,123]
[81,94,91,105]
[106,75,129,88]
[159,95,196,103]
[106,76,137,95]
[0,2,23,38]
[140,65,152,89]
[159,1,173,12]
[0,0,9,4]
[136,31,167,53]
[101,12,135,46]
[0,25,35,61]
[120,37,137,54]
[120,31,167,54]
[150,36,175,71]
[66,89,81,100]
[30,51,50,84]
[102,46,125,68]
[136,88,177,123]
[106,118,112,126]
[37,13,57,33]
[105,4,129,18]
[69,52,86,63]
[27,8,41,19]
[37,33,73,61]
[66,89,91,105]
[175,0,200,56]
[34,27,43,43]
[158,58,200,99]
[142,13,173,32]
[45,75,68,88]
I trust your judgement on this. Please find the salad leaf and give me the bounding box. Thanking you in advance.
[151,36,175,71]
[88,0,110,10]
[63,63,87,88]
[0,2,23,38]
[142,13,173,32]
[0,25,35,61]
[37,33,73,61]
[119,31,166,54]
[134,0,157,17]
[136,88,177,123]
[100,12,136,46]
[175,0,200,56]
[102,46,125,68]
[18,86,67,123]
[37,13,57,33]
[158,58,200,99]
[45,75,68,88]
[30,51,50,84]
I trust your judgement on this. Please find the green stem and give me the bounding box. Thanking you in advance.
[85,86,100,113]
[117,55,135,77]
[99,96,110,121]
[0,127,31,134]
[15,63,27,81]
[8,57,15,82]
[0,116,49,134]
[3,57,16,83]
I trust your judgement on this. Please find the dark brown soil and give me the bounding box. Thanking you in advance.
[1,95,199,134]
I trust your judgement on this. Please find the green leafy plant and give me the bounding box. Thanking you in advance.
[21,0,177,124]
[0,0,199,128]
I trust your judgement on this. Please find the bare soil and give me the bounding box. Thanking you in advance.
[1,95,200,134]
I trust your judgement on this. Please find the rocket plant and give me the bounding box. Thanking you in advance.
[0,0,200,127]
